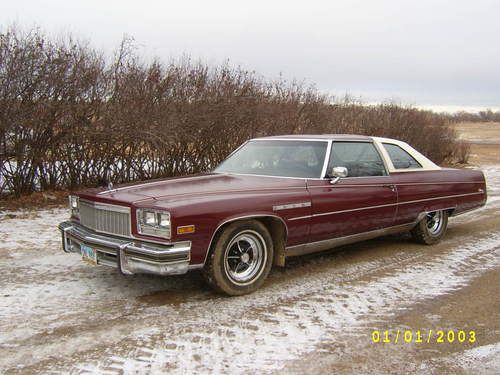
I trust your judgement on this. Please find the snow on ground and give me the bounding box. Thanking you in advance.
[2,211,497,373]
[0,164,499,374]
[424,342,500,374]
[0,208,68,255]
[484,165,500,197]
[453,343,500,372]
[71,233,500,374]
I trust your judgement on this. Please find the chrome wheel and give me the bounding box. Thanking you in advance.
[223,230,267,286]
[426,211,444,235]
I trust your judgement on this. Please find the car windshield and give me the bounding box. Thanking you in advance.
[214,140,328,178]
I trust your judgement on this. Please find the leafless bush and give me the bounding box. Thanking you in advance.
[451,141,471,165]
[0,26,464,196]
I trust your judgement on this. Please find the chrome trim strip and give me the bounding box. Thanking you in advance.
[394,181,483,186]
[285,222,417,257]
[307,180,482,187]
[273,202,311,211]
[124,243,190,258]
[286,208,455,257]
[320,140,333,178]
[91,201,131,214]
[333,175,392,180]
[202,214,289,266]
[214,172,325,181]
[399,191,483,205]
[293,201,397,221]
[80,199,131,214]
[252,138,333,142]
[287,191,483,221]
[288,214,313,221]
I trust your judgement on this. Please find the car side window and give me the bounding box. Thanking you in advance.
[383,143,422,169]
[328,142,387,177]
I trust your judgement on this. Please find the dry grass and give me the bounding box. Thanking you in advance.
[0,190,70,211]
[453,122,500,143]
[452,122,500,165]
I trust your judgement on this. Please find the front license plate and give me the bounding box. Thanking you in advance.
[81,244,97,265]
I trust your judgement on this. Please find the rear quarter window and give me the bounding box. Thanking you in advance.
[383,143,422,169]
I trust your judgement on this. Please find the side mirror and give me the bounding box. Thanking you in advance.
[329,166,348,184]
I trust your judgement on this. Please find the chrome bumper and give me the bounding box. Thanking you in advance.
[58,221,191,276]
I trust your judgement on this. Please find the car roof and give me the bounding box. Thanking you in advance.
[251,134,374,141]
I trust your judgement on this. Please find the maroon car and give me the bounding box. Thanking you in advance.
[59,135,487,295]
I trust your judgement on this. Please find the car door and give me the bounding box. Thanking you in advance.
[306,140,397,242]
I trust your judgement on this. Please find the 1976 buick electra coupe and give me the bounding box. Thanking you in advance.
[59,135,487,295]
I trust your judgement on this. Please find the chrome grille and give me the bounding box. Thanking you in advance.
[79,200,131,236]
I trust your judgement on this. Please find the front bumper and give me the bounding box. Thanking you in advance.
[58,221,191,276]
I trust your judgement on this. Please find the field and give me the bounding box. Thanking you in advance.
[455,122,500,165]
[0,123,499,374]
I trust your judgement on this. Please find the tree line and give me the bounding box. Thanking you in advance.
[449,109,500,123]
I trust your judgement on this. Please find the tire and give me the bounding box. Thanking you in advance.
[203,220,274,296]
[411,210,448,245]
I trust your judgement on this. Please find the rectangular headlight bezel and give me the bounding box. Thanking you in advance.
[136,208,171,239]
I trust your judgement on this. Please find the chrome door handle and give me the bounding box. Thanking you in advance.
[383,184,396,192]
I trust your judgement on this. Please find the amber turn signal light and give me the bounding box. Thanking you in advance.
[177,225,195,235]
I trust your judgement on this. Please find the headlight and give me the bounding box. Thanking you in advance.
[145,211,156,225]
[69,195,79,219]
[159,213,170,227]
[137,209,171,239]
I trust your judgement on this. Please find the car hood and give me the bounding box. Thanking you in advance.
[78,173,307,206]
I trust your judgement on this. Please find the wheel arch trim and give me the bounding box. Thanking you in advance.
[202,214,289,267]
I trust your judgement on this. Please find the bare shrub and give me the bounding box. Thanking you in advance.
[452,141,471,164]
[0,25,464,196]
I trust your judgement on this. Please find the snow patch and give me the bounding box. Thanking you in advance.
[427,342,500,374]
[74,233,500,374]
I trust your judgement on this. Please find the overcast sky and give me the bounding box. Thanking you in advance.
[2,0,499,112]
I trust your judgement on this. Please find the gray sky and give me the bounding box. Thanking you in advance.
[2,0,499,112]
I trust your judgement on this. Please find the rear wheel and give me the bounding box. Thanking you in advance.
[203,220,274,296]
[411,210,448,245]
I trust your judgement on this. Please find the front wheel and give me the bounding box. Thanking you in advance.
[203,220,274,296]
[411,210,448,245]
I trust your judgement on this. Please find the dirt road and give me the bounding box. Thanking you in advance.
[0,124,499,374]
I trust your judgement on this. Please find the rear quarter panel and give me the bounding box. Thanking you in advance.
[392,168,487,225]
